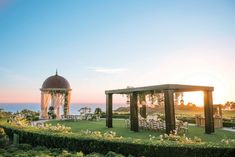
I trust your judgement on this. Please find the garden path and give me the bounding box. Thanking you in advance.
[31,119,49,126]
[222,127,235,132]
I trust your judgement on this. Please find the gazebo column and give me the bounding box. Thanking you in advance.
[40,91,50,119]
[204,90,214,134]
[40,92,45,119]
[55,94,61,119]
[130,92,139,132]
[67,91,71,115]
[164,89,176,134]
[106,93,113,128]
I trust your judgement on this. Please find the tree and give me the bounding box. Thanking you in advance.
[231,102,235,110]
[79,107,91,115]
[94,108,102,116]
[19,109,39,121]
[224,101,235,110]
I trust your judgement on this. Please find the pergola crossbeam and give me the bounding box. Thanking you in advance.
[105,84,214,94]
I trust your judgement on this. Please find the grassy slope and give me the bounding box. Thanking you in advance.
[47,119,235,143]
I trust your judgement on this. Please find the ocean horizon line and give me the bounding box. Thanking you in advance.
[0,103,127,114]
[0,102,125,105]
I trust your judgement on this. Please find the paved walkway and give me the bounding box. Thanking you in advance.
[222,127,235,132]
[187,123,235,132]
[31,119,49,126]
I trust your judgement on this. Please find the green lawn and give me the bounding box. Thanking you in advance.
[116,109,235,119]
[175,109,203,116]
[47,119,235,143]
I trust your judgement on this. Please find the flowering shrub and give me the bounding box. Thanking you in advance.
[0,127,5,138]
[37,123,71,133]
[149,130,203,144]
[80,130,102,138]
[7,115,71,133]
[80,130,123,140]
[7,115,30,127]
[103,131,117,139]
[221,138,235,145]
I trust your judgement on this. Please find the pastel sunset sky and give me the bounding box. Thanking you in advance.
[0,0,235,105]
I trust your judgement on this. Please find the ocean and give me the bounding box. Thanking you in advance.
[0,103,125,115]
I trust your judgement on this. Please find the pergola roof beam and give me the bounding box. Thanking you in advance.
[105,84,214,94]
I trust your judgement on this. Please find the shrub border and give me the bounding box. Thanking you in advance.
[0,124,234,157]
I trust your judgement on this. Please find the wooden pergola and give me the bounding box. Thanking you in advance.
[105,84,215,134]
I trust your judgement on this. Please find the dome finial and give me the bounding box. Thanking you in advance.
[56,69,58,75]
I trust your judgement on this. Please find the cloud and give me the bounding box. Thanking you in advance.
[89,67,127,74]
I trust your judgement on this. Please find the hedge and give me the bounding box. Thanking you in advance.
[101,113,130,119]
[223,121,235,128]
[1,125,235,157]
[177,116,196,124]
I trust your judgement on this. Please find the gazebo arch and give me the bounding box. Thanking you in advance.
[105,84,214,134]
[40,71,72,119]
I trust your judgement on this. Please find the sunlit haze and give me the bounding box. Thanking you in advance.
[0,0,235,106]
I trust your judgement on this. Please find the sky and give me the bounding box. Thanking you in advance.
[0,0,235,105]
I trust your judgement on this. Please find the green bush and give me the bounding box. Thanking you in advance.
[0,143,130,157]
[17,143,32,150]
[1,124,235,157]
[18,109,40,121]
[223,121,235,127]
[177,116,196,124]
[0,136,10,148]
[101,113,130,119]
[0,127,10,147]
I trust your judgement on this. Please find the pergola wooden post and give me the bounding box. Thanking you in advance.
[106,93,113,128]
[105,84,215,134]
[204,90,214,134]
[130,92,139,132]
[140,105,147,118]
[139,94,147,118]
[164,89,176,134]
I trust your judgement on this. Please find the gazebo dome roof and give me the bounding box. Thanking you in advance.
[41,72,71,90]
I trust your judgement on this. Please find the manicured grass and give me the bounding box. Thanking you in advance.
[47,119,235,143]
[175,109,235,119]
[116,109,235,119]
[175,109,203,116]
[47,119,160,140]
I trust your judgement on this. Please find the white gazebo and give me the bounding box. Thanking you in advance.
[40,71,72,119]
